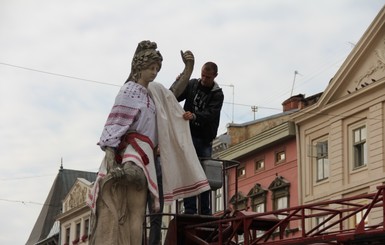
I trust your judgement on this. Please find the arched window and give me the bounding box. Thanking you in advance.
[268,176,290,219]
[229,192,248,211]
[248,183,267,213]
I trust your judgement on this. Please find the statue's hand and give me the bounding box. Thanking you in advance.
[171,50,195,97]
[105,147,118,173]
[110,166,125,179]
[180,50,194,66]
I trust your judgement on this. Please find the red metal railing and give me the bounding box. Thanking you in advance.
[178,185,385,244]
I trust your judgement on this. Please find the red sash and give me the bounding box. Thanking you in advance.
[116,132,154,165]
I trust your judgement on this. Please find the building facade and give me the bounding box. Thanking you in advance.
[293,5,385,232]
[216,110,301,239]
[26,167,96,245]
[56,178,93,245]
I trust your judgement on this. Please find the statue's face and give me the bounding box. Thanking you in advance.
[140,63,160,83]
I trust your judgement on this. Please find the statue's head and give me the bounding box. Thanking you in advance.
[127,40,163,82]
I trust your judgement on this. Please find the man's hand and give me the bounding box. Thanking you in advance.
[183,111,195,121]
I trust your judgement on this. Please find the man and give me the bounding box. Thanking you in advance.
[171,61,224,215]
[146,50,195,245]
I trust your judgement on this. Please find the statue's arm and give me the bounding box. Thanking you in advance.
[170,50,194,98]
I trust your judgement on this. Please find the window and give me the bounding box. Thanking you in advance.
[276,196,288,209]
[229,192,248,211]
[353,126,367,168]
[65,227,70,245]
[275,150,286,163]
[83,218,90,240]
[315,216,327,231]
[249,190,266,238]
[237,166,246,178]
[269,176,290,219]
[252,201,265,213]
[214,188,223,213]
[255,158,265,172]
[76,222,81,239]
[316,141,329,181]
[85,218,90,234]
[178,199,185,214]
[248,183,267,213]
[72,222,81,244]
[237,234,244,243]
[355,209,368,227]
[276,196,288,219]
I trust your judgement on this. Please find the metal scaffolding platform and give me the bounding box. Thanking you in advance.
[164,184,385,245]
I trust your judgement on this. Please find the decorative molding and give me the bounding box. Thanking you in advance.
[247,183,267,197]
[229,191,247,204]
[352,41,385,92]
[268,176,290,191]
[64,183,88,212]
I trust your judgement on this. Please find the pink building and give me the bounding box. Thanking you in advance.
[215,94,321,238]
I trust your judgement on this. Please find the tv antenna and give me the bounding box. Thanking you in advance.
[290,70,301,97]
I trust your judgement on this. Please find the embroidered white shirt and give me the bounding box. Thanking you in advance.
[99,81,157,148]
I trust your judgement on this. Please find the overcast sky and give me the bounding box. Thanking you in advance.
[0,1,384,244]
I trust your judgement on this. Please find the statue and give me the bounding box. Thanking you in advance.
[87,40,211,245]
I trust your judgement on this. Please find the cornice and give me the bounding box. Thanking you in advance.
[217,121,296,161]
[56,203,90,221]
[293,77,385,124]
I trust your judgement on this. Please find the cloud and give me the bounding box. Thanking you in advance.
[0,0,384,244]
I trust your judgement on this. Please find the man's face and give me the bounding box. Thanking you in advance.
[200,68,217,87]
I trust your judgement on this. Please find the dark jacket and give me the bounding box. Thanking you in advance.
[176,78,224,143]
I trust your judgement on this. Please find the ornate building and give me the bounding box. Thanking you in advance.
[292,5,385,232]
[56,178,93,245]
[26,166,96,245]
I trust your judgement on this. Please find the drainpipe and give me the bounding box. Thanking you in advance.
[295,122,303,207]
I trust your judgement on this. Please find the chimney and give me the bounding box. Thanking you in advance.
[282,94,305,112]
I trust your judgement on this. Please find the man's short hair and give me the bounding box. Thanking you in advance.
[203,62,218,75]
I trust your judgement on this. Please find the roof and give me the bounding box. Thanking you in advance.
[26,167,97,245]
[226,109,299,128]
[217,121,296,161]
